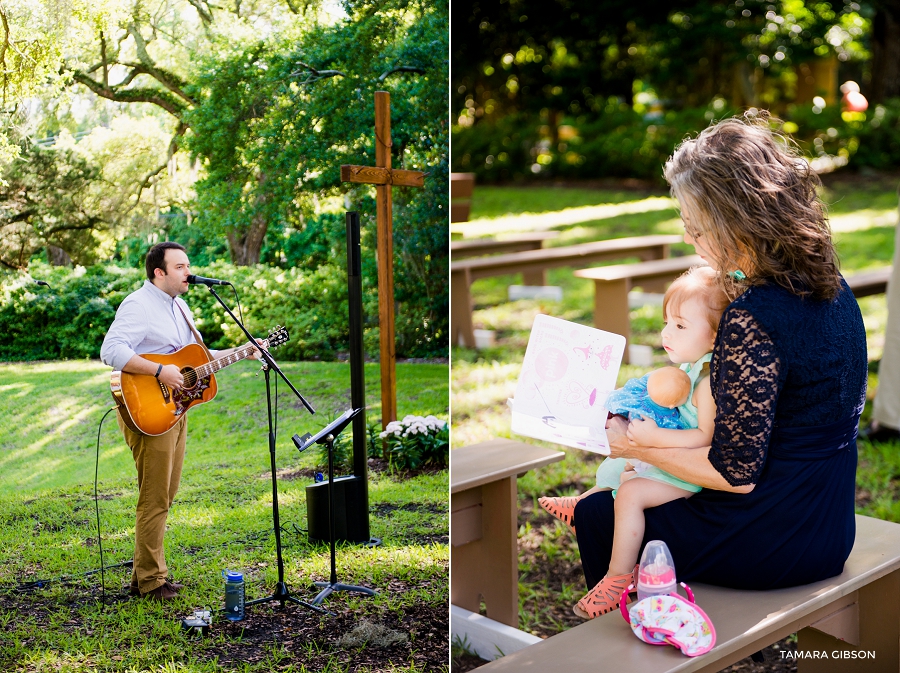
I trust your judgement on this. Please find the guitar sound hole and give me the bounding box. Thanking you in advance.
[182,367,199,389]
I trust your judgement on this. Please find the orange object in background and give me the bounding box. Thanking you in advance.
[841,80,869,112]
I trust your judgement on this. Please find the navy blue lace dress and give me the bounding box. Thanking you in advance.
[573,278,867,590]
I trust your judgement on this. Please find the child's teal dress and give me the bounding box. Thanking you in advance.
[595,353,712,496]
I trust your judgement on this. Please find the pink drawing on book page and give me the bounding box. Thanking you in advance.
[534,347,568,382]
[572,341,614,370]
[565,381,599,408]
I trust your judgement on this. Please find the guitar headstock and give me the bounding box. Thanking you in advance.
[263,325,290,350]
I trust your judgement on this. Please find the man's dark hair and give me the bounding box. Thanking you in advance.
[145,242,187,281]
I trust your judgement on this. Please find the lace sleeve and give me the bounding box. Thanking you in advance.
[709,307,782,486]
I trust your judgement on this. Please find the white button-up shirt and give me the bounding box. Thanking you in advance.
[100,280,201,371]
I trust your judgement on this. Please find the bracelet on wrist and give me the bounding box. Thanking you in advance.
[154,364,163,378]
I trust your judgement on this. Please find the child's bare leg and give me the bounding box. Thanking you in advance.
[607,479,692,576]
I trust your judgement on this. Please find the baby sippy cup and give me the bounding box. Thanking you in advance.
[637,540,677,602]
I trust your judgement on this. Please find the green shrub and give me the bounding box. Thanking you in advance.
[451,99,900,183]
[0,261,425,362]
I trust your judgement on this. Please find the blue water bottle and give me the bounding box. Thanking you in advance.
[223,570,245,621]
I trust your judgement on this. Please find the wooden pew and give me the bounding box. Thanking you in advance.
[473,514,900,673]
[452,234,683,349]
[451,232,560,260]
[574,261,891,363]
[846,266,891,298]
[451,438,565,628]
[452,172,477,223]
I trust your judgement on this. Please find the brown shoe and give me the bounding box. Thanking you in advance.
[164,580,184,593]
[142,582,178,601]
[128,581,140,597]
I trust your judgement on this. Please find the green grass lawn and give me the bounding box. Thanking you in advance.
[1,360,448,672]
[451,174,900,638]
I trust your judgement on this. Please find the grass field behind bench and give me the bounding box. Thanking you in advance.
[450,174,900,640]
[0,360,449,672]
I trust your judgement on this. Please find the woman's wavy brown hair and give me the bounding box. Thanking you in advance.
[664,111,842,301]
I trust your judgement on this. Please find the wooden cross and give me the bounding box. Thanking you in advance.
[341,91,426,428]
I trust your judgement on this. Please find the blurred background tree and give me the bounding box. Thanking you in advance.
[0,0,448,360]
[452,0,900,183]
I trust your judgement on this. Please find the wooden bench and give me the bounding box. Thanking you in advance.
[846,266,891,298]
[452,234,684,349]
[451,232,561,259]
[574,254,705,363]
[452,172,476,223]
[451,438,564,627]
[478,513,900,672]
[574,261,891,364]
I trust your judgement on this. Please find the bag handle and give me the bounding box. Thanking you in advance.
[620,582,695,623]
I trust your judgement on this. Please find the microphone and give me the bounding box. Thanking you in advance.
[186,275,230,286]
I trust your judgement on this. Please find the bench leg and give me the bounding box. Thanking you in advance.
[449,477,519,628]
[451,268,476,348]
[592,279,631,364]
[522,270,546,286]
[636,244,668,261]
[797,568,900,672]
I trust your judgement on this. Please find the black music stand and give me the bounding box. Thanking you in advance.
[293,408,378,606]
[203,285,325,615]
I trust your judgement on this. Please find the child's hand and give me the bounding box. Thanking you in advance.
[620,462,638,484]
[627,417,659,446]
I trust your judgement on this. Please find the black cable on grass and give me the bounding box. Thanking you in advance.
[95,406,117,602]
[13,407,130,595]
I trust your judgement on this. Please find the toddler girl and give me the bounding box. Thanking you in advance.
[539,265,729,618]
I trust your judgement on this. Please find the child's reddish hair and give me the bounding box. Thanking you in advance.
[663,266,730,335]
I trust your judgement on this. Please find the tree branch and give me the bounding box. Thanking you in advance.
[377,65,426,81]
[125,24,196,105]
[0,6,9,105]
[100,31,108,89]
[120,163,169,218]
[70,70,189,119]
[290,60,346,84]
[168,121,188,161]
[42,221,102,236]
[185,0,214,25]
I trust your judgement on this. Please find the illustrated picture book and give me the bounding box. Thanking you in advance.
[510,314,626,454]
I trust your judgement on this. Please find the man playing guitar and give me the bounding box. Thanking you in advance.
[101,242,262,601]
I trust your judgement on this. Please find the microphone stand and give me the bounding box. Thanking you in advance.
[203,284,323,614]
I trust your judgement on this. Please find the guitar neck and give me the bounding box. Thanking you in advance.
[195,342,262,379]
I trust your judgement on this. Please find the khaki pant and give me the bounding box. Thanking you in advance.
[117,412,187,594]
[873,220,900,431]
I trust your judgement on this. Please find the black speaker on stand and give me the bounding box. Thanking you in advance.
[293,408,377,607]
[304,212,376,544]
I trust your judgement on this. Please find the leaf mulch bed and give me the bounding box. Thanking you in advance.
[8,576,449,671]
[209,588,448,671]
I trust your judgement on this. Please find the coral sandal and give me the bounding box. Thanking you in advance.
[538,495,583,533]
[573,570,634,620]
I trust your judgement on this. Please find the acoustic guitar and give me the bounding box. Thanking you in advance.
[110,326,289,436]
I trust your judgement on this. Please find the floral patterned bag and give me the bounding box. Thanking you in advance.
[619,583,716,657]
